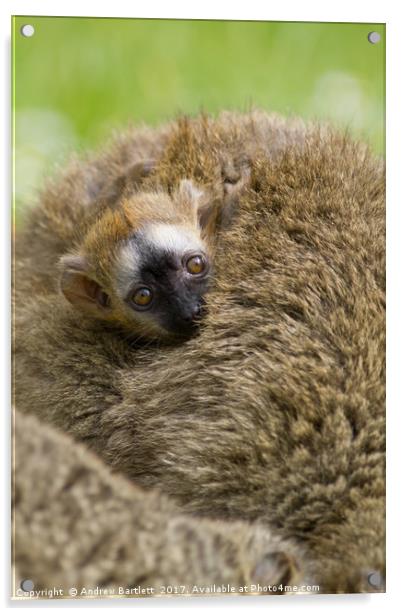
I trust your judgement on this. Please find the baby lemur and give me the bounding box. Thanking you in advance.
[60,177,217,341]
[16,123,249,343]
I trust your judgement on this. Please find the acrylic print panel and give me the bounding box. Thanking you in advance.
[12,16,385,600]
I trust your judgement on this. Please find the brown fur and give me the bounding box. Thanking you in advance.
[14,111,385,594]
[13,411,307,598]
[15,125,169,296]
[15,111,305,296]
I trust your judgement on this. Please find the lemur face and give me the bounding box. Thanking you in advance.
[59,179,216,342]
[115,223,211,338]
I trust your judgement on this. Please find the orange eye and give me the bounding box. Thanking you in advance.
[132,287,153,307]
[186,255,206,275]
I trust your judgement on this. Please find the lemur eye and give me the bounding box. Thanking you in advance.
[132,287,153,308]
[185,254,206,275]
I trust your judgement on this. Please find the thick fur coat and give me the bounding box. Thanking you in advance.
[14,111,385,594]
[14,411,304,597]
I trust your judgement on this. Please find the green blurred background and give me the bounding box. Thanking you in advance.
[13,17,385,216]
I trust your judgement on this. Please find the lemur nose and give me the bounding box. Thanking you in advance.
[183,303,202,323]
[192,303,202,318]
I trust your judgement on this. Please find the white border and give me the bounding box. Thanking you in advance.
[2,1,401,615]
[0,0,391,22]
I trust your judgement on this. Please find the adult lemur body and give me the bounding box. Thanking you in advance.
[14,111,385,593]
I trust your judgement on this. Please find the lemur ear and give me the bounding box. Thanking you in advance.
[176,179,219,235]
[59,254,111,315]
[177,179,205,205]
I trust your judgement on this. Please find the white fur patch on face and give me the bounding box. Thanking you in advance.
[144,223,206,256]
[114,223,207,299]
